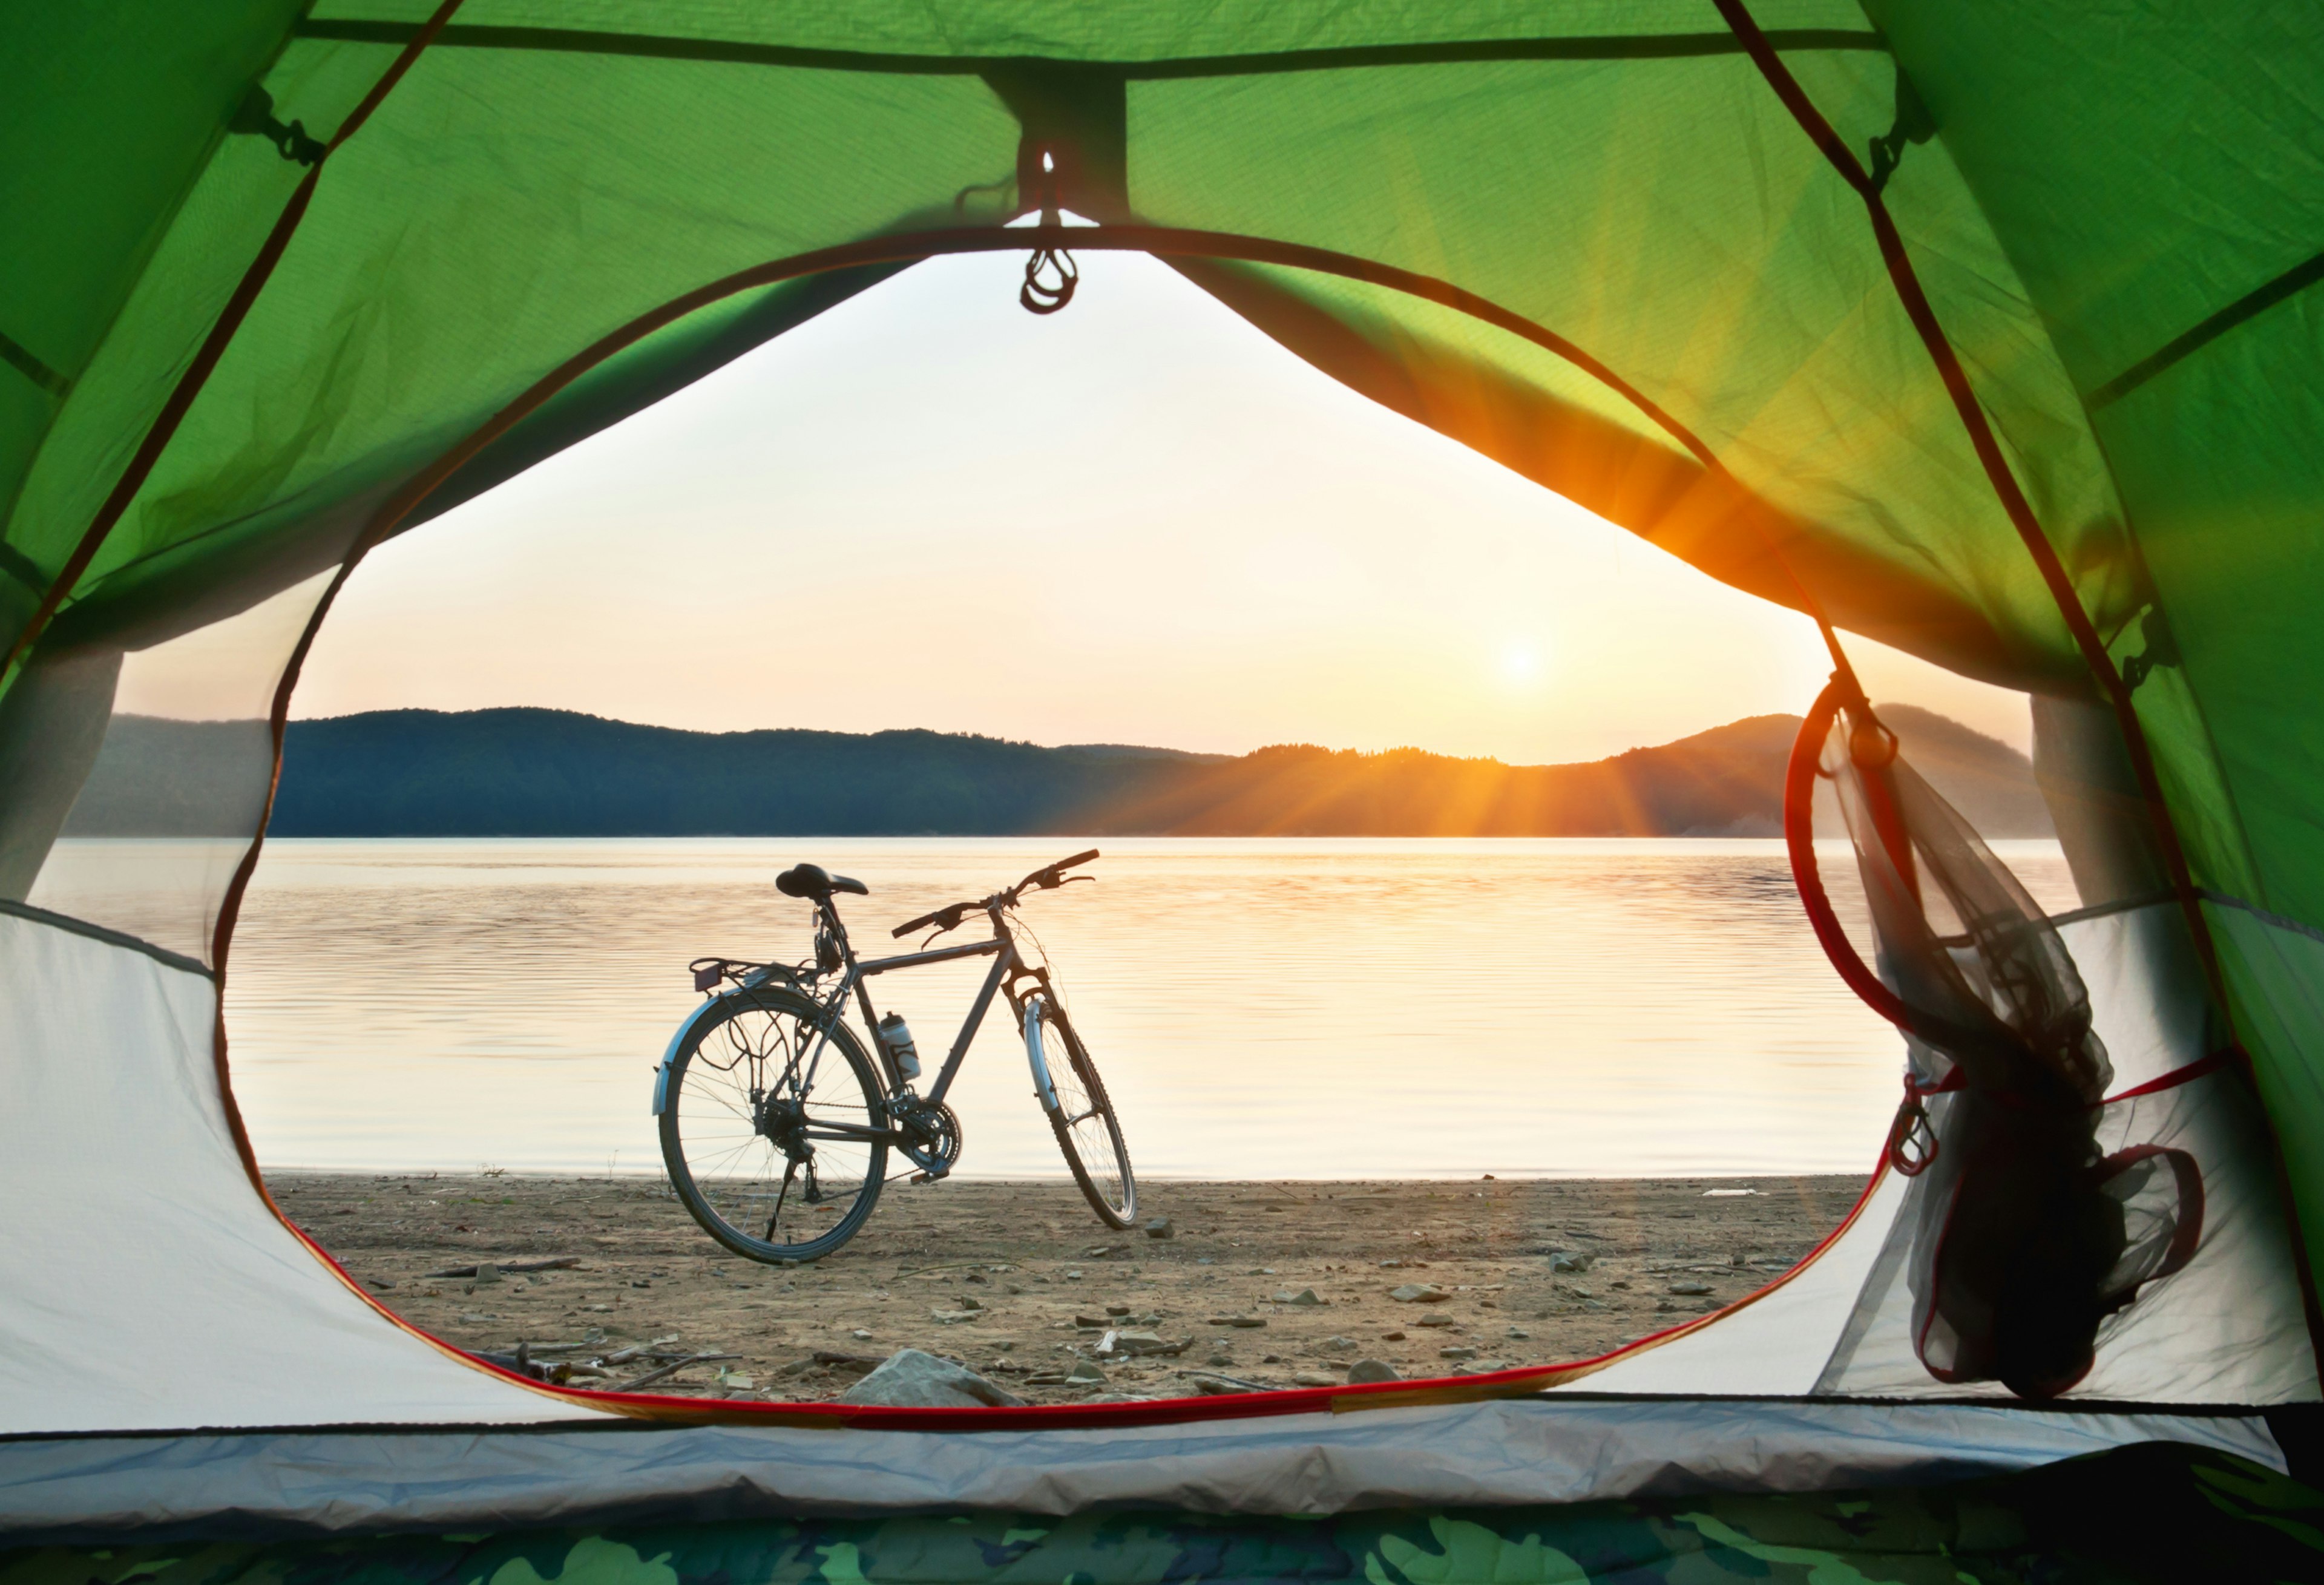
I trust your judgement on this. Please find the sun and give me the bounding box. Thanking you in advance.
[1498,640,1544,687]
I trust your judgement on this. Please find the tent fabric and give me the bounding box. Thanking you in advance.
[5,0,2324,1521]
[6,5,2320,1249]
[2,1440,2321,1576]
[0,1402,2288,1539]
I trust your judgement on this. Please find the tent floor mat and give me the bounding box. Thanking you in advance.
[2,1442,2316,1584]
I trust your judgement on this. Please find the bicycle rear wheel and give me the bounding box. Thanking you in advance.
[659,988,887,1262]
[1026,993,1135,1228]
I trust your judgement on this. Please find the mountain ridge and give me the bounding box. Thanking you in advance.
[62,705,2052,839]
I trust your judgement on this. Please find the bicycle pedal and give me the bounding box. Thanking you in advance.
[910,1168,953,1185]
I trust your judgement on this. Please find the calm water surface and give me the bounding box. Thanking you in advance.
[224,838,2075,1179]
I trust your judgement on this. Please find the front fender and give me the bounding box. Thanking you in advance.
[651,994,741,1117]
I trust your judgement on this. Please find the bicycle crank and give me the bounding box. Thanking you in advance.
[893,1098,965,1181]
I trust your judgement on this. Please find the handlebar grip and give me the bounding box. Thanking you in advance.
[1059,848,1100,870]
[893,902,965,939]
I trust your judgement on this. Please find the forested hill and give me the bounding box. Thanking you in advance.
[64,704,2052,838]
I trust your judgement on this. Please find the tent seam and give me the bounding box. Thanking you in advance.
[0,897,212,979]
[292,20,1888,78]
[196,220,1893,1432]
[0,0,466,691]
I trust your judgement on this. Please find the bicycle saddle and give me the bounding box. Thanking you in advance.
[776,862,868,900]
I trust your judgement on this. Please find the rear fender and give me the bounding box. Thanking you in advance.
[652,993,741,1117]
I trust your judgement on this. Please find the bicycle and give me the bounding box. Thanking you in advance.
[652,849,1135,1262]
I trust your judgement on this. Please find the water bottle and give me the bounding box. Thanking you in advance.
[878,1012,922,1081]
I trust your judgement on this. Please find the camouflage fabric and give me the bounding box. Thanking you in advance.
[4,1443,2318,1584]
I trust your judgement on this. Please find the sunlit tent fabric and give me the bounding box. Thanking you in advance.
[5,0,2324,1546]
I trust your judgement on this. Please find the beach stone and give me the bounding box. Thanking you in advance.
[1292,1370,1339,1387]
[1106,1304,1132,1316]
[473,1264,502,1285]
[1390,1283,1449,1304]
[1546,1252,1591,1273]
[1667,1282,1712,1296]
[1067,1359,1107,1383]
[1507,1327,1532,1339]
[1347,1359,1400,1384]
[1107,1330,1170,1356]
[1208,1314,1267,1328]
[1274,1288,1324,1307]
[930,1308,982,1323]
[1439,1346,1478,1360]
[1414,1315,1456,1329]
[1321,1335,1356,1352]
[1207,1353,1235,1367]
[1381,1330,1407,1342]
[839,1349,1026,1408]
[1144,1216,1175,1239]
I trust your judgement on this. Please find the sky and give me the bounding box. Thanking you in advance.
[133,243,2032,763]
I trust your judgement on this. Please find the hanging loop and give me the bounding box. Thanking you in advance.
[1017,143,1078,315]
[1888,1091,1939,1176]
[1020,244,1078,314]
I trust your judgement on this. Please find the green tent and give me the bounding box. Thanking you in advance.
[4,0,2322,1566]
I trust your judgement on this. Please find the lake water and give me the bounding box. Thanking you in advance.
[223,837,2078,1180]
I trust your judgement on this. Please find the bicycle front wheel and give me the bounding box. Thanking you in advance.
[1026,993,1135,1228]
[659,988,887,1262]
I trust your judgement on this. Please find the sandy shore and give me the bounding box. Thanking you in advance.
[269,1172,1865,1403]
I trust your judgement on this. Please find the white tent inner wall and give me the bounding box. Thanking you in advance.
[0,913,577,1433]
[1575,905,2322,1403]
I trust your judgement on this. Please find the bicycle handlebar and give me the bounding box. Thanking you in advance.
[891,849,1100,938]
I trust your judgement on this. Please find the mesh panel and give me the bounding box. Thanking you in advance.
[1811,693,2204,1398]
[24,571,334,965]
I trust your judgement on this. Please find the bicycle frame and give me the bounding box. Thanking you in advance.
[780,901,1050,1146]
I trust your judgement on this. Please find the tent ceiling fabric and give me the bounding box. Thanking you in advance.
[4,0,2324,1386]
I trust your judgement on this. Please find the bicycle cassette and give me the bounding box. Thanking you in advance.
[895,1099,964,1178]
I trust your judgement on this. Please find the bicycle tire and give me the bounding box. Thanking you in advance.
[1027,993,1136,1228]
[660,988,888,1263]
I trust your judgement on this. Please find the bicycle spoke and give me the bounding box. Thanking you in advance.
[666,989,888,1261]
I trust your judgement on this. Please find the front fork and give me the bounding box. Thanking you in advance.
[1012,966,1065,1115]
